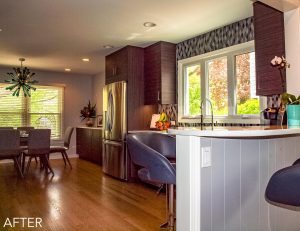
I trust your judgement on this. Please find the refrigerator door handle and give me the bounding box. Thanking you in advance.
[104,111,107,131]
[103,139,123,146]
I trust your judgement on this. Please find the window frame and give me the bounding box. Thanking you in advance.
[178,41,266,124]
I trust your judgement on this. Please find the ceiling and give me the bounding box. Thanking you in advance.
[0,0,253,75]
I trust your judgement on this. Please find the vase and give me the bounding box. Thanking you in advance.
[85,118,94,127]
[287,105,300,127]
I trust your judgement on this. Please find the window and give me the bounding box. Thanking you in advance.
[0,84,64,139]
[178,41,266,123]
[207,57,228,116]
[235,52,259,115]
[184,64,201,116]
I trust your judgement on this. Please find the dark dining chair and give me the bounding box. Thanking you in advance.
[49,126,74,168]
[0,129,23,178]
[127,133,176,230]
[17,126,34,132]
[17,126,38,164]
[22,129,53,175]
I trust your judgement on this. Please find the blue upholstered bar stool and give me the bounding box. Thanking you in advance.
[265,160,300,208]
[127,133,176,230]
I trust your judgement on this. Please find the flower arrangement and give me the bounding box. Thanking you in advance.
[270,56,300,125]
[270,55,290,91]
[271,56,290,69]
[80,100,96,121]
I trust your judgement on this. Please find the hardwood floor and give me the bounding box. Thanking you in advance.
[0,158,166,231]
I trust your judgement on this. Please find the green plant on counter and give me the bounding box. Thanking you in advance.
[80,100,96,121]
[281,93,300,105]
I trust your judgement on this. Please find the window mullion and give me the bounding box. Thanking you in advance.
[227,54,235,116]
[201,60,206,116]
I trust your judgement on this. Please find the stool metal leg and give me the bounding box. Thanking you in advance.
[160,184,175,230]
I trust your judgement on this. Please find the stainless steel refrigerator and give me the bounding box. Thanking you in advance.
[102,81,128,180]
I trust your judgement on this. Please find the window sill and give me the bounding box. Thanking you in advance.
[179,115,265,125]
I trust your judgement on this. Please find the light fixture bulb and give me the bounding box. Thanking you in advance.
[65,68,71,72]
[82,58,90,62]
[103,45,114,49]
[143,22,156,28]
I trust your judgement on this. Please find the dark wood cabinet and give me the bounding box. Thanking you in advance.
[105,47,129,84]
[76,127,102,165]
[105,45,156,130]
[253,2,286,96]
[144,41,176,104]
[105,46,143,85]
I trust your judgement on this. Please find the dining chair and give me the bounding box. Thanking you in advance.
[22,129,53,175]
[49,126,74,168]
[0,129,23,178]
[17,126,34,133]
[17,126,38,164]
[0,127,14,129]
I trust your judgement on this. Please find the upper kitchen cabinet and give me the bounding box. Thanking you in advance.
[105,46,143,85]
[253,1,286,96]
[144,41,176,104]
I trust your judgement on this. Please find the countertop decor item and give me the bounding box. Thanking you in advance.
[80,100,96,127]
[263,107,278,120]
[155,112,171,131]
[4,58,38,97]
[97,115,103,127]
[271,56,294,126]
[270,55,290,92]
[281,93,300,127]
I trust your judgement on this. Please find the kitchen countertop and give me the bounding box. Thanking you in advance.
[128,130,168,134]
[167,125,300,138]
[77,126,103,130]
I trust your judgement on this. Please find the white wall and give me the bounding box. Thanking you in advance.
[0,67,93,155]
[284,8,300,95]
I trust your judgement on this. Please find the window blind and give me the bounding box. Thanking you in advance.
[0,84,64,139]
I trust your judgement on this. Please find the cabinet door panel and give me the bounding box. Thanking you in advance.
[105,48,128,84]
[144,41,176,105]
[76,128,91,159]
[161,42,176,104]
[253,2,286,96]
[91,129,102,165]
[144,43,161,104]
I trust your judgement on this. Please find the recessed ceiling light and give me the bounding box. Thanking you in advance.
[82,58,90,62]
[103,45,114,49]
[0,29,2,32]
[143,22,156,28]
[65,68,71,72]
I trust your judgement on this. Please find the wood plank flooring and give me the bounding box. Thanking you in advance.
[0,158,166,231]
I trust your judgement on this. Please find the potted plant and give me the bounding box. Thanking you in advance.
[80,100,96,127]
[270,56,299,126]
[281,92,300,127]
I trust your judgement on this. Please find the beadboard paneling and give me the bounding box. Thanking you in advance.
[177,136,300,230]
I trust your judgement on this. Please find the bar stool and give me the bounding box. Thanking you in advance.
[265,162,300,208]
[127,133,176,230]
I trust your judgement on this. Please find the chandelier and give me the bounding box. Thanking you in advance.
[5,58,38,97]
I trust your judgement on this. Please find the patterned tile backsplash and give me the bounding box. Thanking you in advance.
[176,17,254,61]
[158,104,177,122]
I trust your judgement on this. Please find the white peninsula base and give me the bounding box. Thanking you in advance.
[169,127,300,231]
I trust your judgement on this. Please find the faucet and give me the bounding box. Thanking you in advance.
[200,98,214,130]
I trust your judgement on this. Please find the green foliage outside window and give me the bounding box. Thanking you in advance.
[237,98,260,115]
[187,65,201,115]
